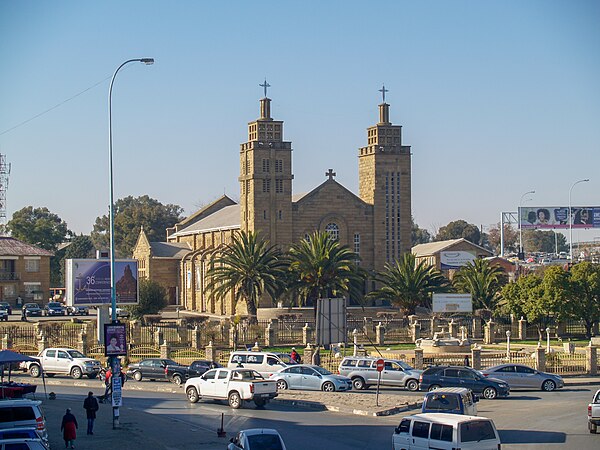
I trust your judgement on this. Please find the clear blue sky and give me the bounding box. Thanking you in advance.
[1,0,599,244]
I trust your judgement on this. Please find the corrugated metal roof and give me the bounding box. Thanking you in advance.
[0,237,54,256]
[412,239,464,256]
[149,242,191,258]
[171,204,241,237]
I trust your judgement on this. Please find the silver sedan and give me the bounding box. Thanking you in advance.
[270,364,353,392]
[481,363,564,391]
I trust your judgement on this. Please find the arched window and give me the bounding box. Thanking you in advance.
[325,223,339,241]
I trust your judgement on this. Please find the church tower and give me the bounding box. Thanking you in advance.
[239,82,293,247]
[358,86,412,271]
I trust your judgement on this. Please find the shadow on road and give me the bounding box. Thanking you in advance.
[499,429,566,444]
[501,394,542,400]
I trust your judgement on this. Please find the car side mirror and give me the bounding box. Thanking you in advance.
[394,427,400,434]
[229,438,234,443]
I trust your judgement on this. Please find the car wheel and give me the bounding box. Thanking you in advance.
[172,374,183,386]
[71,366,83,379]
[428,384,441,392]
[276,379,288,390]
[228,391,243,409]
[186,387,199,403]
[541,379,556,392]
[405,379,419,391]
[322,381,335,392]
[254,398,267,408]
[482,387,498,399]
[133,371,142,381]
[352,377,366,390]
[29,365,41,378]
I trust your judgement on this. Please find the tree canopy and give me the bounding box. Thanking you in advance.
[435,220,481,245]
[453,258,506,311]
[523,230,568,254]
[7,206,70,251]
[91,195,183,257]
[411,217,431,246]
[127,278,168,319]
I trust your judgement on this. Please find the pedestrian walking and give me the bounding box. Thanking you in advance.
[83,391,99,435]
[61,408,78,449]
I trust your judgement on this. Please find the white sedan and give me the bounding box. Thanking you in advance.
[228,428,286,450]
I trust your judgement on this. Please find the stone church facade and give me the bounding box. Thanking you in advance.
[133,90,412,316]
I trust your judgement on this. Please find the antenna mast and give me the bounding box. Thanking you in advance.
[0,154,11,230]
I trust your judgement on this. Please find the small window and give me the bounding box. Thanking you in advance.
[202,370,217,380]
[46,350,56,358]
[24,259,40,273]
[287,366,302,374]
[57,351,69,359]
[398,419,411,434]
[262,159,270,173]
[430,423,453,442]
[341,359,357,367]
[276,179,283,193]
[444,369,460,378]
[325,223,339,241]
[5,443,30,450]
[246,355,264,364]
[411,421,430,439]
[459,369,476,380]
[232,354,246,364]
[217,371,228,380]
[515,365,535,374]
[496,365,515,373]
[301,367,317,376]
[11,407,36,421]
[357,359,372,368]
[460,420,497,442]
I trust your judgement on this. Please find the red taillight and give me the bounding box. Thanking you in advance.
[482,373,489,377]
[36,416,44,431]
[419,374,423,382]
[250,384,254,394]
[589,405,592,417]
[165,368,168,374]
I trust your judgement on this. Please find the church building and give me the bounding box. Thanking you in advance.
[133,86,412,316]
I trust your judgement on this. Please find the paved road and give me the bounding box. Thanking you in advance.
[39,382,600,449]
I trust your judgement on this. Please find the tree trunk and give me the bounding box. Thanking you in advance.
[246,296,258,325]
[585,320,594,340]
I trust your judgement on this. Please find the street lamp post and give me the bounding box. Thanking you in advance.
[569,179,590,261]
[108,57,154,428]
[506,330,511,361]
[545,327,551,353]
[519,190,535,258]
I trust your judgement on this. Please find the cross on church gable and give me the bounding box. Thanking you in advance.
[325,169,336,180]
[260,79,271,98]
[379,84,388,103]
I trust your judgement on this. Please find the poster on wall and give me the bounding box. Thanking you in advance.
[440,251,476,270]
[519,206,600,229]
[104,323,127,357]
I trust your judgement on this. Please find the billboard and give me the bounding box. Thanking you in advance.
[66,259,139,306]
[440,251,476,270]
[316,298,347,347]
[432,293,473,313]
[519,206,600,230]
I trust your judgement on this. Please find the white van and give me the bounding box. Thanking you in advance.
[227,351,288,377]
[422,387,478,416]
[392,413,501,450]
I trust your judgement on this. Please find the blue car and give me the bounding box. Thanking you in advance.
[419,365,510,399]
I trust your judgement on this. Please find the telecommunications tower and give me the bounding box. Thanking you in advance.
[0,154,11,229]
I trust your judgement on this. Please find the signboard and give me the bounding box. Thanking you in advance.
[316,298,347,347]
[519,206,600,230]
[440,251,476,270]
[112,375,122,407]
[65,259,139,306]
[104,323,127,357]
[432,293,473,313]
[376,359,385,372]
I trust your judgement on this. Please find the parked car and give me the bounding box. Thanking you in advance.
[109,307,130,318]
[66,305,89,316]
[588,388,600,433]
[20,348,102,379]
[0,438,49,449]
[392,413,501,450]
[270,364,352,392]
[338,356,422,391]
[185,367,278,409]
[22,304,42,317]
[0,302,12,314]
[227,351,289,377]
[166,360,222,385]
[127,358,181,381]
[0,399,48,442]
[0,307,8,322]
[419,366,510,399]
[43,302,65,316]
[421,387,478,416]
[0,427,48,447]
[481,363,564,391]
[228,428,287,450]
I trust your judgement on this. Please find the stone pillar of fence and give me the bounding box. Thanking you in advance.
[430,317,437,336]
[154,328,164,347]
[302,323,313,346]
[471,346,481,370]
[472,318,482,339]
[38,335,47,353]
[414,348,424,370]
[448,319,458,337]
[586,343,597,376]
[303,344,313,365]
[534,346,546,372]
[484,320,496,344]
[130,321,142,345]
[375,322,385,346]
[205,341,215,362]
[363,317,373,336]
[77,330,88,355]
[408,315,417,325]
[411,322,421,342]
[518,317,527,340]
[191,326,202,350]
[160,340,170,359]
[229,325,237,349]
[2,334,12,350]
[265,321,276,347]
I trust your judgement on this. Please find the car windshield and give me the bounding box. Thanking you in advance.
[25,304,39,308]
[48,302,62,308]
[232,370,264,380]
[67,350,86,358]
[425,393,461,412]
[247,434,284,450]
[397,361,413,370]
[460,420,497,442]
[313,367,332,376]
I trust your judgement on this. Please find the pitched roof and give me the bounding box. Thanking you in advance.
[170,204,240,237]
[0,237,54,256]
[149,242,191,258]
[412,238,492,257]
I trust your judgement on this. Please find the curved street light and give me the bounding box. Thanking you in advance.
[519,190,535,257]
[568,179,589,261]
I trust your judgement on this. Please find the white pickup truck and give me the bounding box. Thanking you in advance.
[588,389,600,434]
[184,367,278,409]
[21,348,102,379]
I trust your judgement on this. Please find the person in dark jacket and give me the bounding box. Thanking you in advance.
[83,391,99,435]
[61,408,78,448]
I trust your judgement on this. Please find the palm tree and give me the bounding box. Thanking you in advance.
[453,258,506,312]
[368,252,450,315]
[206,231,286,323]
[287,231,364,313]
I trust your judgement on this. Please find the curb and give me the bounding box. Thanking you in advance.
[323,401,422,417]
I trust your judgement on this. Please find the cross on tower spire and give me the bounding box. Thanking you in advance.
[379,84,388,103]
[259,78,271,98]
[325,169,336,180]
